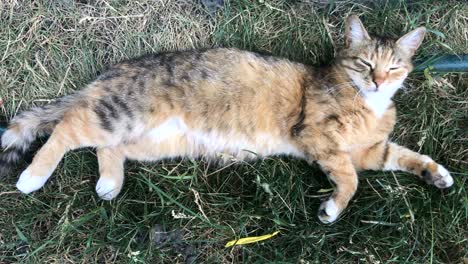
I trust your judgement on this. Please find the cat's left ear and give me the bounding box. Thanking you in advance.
[345,15,371,48]
[396,27,426,56]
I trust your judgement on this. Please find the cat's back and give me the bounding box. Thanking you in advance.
[98,48,307,93]
[93,47,308,123]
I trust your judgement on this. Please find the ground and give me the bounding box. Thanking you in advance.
[0,1,466,263]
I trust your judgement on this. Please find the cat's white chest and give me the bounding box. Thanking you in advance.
[364,93,393,118]
[363,83,400,118]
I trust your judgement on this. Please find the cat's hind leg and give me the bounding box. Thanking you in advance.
[95,147,125,200]
[16,108,118,194]
[15,130,68,194]
[16,122,78,194]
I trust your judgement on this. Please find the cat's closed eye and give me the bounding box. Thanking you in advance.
[357,58,373,70]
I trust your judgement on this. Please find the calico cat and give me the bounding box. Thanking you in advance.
[0,16,453,223]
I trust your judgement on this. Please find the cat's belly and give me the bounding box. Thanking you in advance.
[187,130,303,159]
[123,117,303,161]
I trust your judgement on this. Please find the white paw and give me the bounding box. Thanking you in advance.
[96,177,122,200]
[318,199,340,224]
[434,165,453,189]
[16,169,48,194]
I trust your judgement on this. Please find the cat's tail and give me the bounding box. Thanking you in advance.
[0,95,78,177]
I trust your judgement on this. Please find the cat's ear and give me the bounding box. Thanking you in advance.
[345,15,370,48]
[396,27,426,56]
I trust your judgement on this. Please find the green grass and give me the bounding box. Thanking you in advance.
[0,0,467,263]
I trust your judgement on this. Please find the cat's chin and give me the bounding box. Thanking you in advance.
[359,88,379,96]
[366,88,379,93]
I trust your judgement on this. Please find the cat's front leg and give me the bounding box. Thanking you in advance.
[315,152,358,224]
[383,142,453,188]
[351,141,453,188]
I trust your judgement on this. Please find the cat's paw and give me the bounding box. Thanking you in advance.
[96,177,122,200]
[16,168,48,194]
[421,164,453,189]
[318,199,340,224]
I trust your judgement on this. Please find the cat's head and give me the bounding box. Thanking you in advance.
[338,15,426,97]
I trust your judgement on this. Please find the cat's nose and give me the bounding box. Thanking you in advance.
[373,77,385,88]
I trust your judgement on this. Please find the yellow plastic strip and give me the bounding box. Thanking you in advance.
[225,231,280,248]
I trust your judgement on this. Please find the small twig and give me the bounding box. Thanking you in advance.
[190,188,209,221]
[360,220,400,226]
[79,14,145,24]
[35,51,50,77]
[1,32,11,62]
[205,161,237,177]
[391,171,415,224]
[57,65,71,96]
[0,191,18,196]
[263,2,285,12]
[366,178,383,199]
[171,210,195,220]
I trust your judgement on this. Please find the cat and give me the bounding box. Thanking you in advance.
[0,16,453,223]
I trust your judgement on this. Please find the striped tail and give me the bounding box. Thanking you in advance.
[0,95,77,177]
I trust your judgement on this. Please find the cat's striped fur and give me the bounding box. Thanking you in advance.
[0,16,453,223]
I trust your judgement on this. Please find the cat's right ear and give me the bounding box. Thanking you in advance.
[345,15,370,48]
[396,27,426,56]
